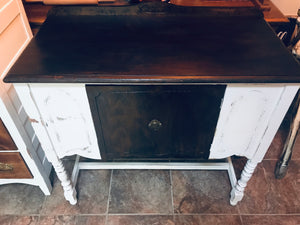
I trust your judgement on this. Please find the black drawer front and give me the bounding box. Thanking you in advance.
[86,85,225,161]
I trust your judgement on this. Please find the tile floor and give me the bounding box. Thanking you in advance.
[0,122,300,225]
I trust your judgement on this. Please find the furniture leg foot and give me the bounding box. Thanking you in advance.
[38,181,52,196]
[64,188,77,205]
[230,159,258,206]
[230,187,243,206]
[274,160,289,179]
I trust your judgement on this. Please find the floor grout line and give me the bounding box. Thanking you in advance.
[239,213,244,225]
[105,169,114,225]
[32,213,300,217]
[103,213,243,216]
[38,191,48,216]
[37,214,41,225]
[238,213,300,216]
[170,169,175,215]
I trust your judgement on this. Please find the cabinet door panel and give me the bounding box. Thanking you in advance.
[87,85,225,161]
[27,84,100,159]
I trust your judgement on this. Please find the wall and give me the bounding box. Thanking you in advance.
[271,0,300,16]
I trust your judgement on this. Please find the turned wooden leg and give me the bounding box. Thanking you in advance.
[230,159,258,206]
[51,158,77,205]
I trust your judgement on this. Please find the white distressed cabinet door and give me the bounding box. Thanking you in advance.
[25,84,101,159]
[210,84,299,162]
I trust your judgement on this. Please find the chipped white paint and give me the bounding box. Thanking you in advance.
[210,84,298,161]
[15,84,100,160]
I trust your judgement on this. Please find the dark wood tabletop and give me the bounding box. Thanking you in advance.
[4,2,300,83]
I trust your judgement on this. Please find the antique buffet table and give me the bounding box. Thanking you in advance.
[4,2,300,205]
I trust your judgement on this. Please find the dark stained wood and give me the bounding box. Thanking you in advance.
[261,0,289,24]
[4,2,300,84]
[0,118,17,150]
[170,0,255,7]
[87,85,225,161]
[170,0,288,24]
[0,153,32,179]
[24,3,53,26]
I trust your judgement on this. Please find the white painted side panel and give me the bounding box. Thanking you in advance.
[0,84,52,194]
[14,84,56,162]
[209,85,297,161]
[7,85,52,175]
[19,84,100,159]
[250,85,299,162]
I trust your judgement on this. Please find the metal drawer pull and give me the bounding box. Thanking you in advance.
[148,119,162,131]
[0,162,13,171]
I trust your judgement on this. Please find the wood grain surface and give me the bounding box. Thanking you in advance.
[0,119,17,150]
[4,2,300,83]
[87,85,225,161]
[0,152,32,178]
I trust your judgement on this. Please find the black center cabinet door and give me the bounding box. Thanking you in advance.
[86,85,226,162]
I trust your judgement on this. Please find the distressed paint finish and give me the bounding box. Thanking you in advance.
[15,83,299,163]
[210,85,298,161]
[15,84,100,160]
